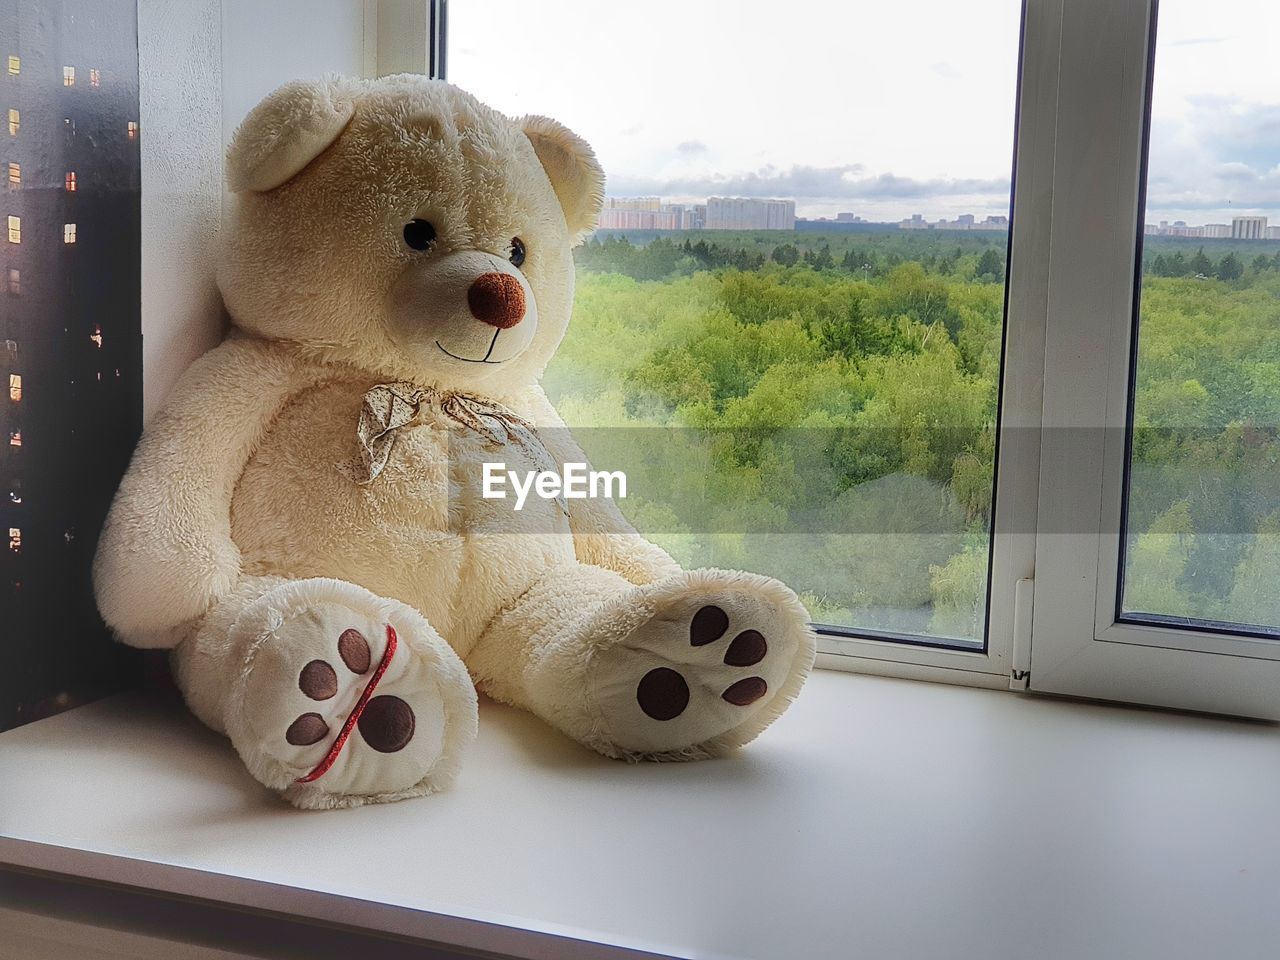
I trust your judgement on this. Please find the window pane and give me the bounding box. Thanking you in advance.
[451,1,1020,647]
[1122,0,1280,633]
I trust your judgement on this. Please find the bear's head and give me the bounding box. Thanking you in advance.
[217,76,604,397]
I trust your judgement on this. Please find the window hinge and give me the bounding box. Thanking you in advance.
[1010,577,1034,691]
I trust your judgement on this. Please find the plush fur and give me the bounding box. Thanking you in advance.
[95,76,816,808]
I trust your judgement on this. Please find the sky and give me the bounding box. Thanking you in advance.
[450,0,1280,225]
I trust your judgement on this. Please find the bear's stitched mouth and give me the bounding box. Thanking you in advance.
[435,330,504,364]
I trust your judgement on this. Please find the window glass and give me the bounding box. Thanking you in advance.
[1122,0,1280,633]
[451,0,1021,646]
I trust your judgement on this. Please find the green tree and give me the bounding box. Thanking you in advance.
[975,248,1004,283]
[1123,501,1196,617]
[806,244,834,270]
[771,243,799,267]
[1216,252,1243,281]
[927,546,989,638]
[1189,247,1212,276]
[1228,510,1280,626]
[1251,254,1271,274]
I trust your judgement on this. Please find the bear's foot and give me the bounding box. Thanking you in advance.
[224,579,477,809]
[583,571,815,760]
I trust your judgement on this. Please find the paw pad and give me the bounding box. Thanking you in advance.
[299,660,337,700]
[637,667,691,721]
[633,605,770,721]
[690,605,730,646]
[285,712,329,746]
[723,629,767,667]
[359,695,416,753]
[286,626,417,765]
[338,628,372,673]
[721,676,768,706]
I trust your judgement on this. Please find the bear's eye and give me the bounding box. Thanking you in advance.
[403,219,437,251]
[509,237,526,268]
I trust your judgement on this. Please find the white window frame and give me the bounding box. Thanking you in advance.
[816,0,1058,690]
[1028,0,1280,719]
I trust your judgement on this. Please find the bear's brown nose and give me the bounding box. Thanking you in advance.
[467,272,526,328]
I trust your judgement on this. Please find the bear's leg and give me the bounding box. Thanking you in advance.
[171,576,477,809]
[467,564,816,760]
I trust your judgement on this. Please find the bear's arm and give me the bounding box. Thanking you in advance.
[515,387,681,585]
[93,337,317,646]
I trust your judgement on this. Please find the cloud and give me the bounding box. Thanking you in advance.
[1144,99,1280,218]
[606,163,1009,204]
[929,61,961,79]
[676,140,707,154]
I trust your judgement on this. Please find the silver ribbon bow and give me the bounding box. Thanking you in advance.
[340,381,568,516]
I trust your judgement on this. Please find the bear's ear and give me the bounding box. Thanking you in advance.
[226,77,355,193]
[519,116,605,244]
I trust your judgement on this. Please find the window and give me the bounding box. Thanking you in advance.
[8,528,19,552]
[451,0,1022,654]
[441,0,1280,717]
[6,215,18,243]
[62,65,74,86]
[7,374,19,402]
[1119,2,1280,637]
[6,161,16,186]
[63,223,76,244]
[6,56,17,76]
[8,429,20,447]
[89,325,102,348]
[1021,0,1280,719]
[6,109,16,136]
[64,171,76,192]
[6,268,17,295]
[126,120,138,140]
[89,68,100,88]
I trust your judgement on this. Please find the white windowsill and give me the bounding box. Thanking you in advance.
[2,669,1279,959]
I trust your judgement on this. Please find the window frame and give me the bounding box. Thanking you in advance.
[1028,0,1280,719]
[819,0,1060,687]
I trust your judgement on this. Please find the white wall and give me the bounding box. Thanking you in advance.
[219,0,372,149]
[137,0,403,422]
[138,0,223,423]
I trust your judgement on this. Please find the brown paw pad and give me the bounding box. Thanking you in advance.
[690,605,729,646]
[285,712,329,746]
[338,628,372,674]
[299,660,337,700]
[723,630,767,667]
[722,677,768,706]
[637,667,691,720]
[358,695,416,753]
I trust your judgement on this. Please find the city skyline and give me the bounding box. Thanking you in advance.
[598,196,1277,240]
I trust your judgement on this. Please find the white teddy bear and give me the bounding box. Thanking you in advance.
[94,76,816,809]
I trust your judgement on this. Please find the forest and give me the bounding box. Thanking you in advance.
[542,227,1280,642]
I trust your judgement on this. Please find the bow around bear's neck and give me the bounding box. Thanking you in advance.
[339,382,567,515]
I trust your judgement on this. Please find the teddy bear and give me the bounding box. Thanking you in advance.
[93,75,816,809]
